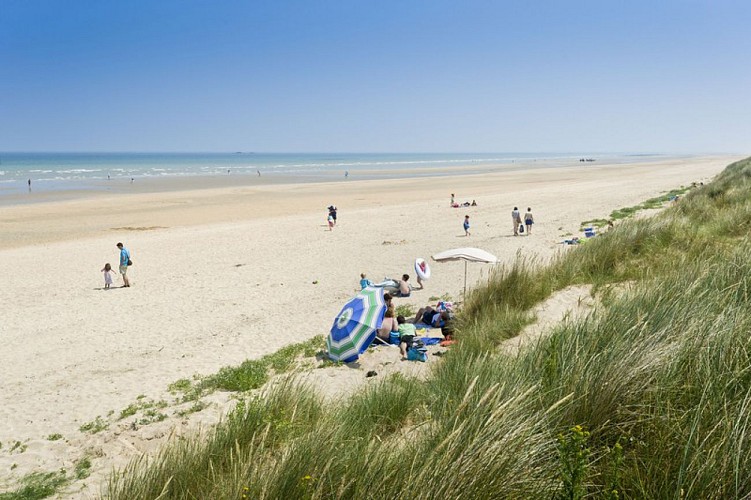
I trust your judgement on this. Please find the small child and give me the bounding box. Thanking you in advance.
[101,263,116,289]
[328,213,334,231]
[360,273,373,290]
[397,315,416,359]
[463,215,471,236]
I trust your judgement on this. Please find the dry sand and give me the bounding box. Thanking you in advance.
[0,155,739,496]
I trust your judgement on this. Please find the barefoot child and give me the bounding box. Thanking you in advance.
[463,215,471,236]
[101,263,116,289]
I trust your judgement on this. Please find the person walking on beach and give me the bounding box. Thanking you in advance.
[27,178,31,191]
[450,193,455,206]
[328,212,335,231]
[512,207,522,236]
[524,208,534,235]
[328,205,337,226]
[116,242,131,287]
[463,215,471,236]
[101,263,116,289]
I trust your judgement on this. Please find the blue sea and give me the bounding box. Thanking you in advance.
[0,152,668,197]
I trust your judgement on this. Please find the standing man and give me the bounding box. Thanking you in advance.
[27,179,31,191]
[117,242,131,287]
[511,207,522,236]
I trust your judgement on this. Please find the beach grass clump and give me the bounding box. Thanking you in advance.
[105,157,751,498]
[78,416,108,434]
[74,456,92,480]
[164,335,327,402]
[0,470,67,500]
[106,379,323,500]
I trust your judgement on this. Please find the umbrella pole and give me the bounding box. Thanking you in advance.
[463,260,467,301]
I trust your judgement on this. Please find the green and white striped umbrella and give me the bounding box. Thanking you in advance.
[327,287,386,362]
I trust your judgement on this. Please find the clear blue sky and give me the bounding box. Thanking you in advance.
[1,1,749,153]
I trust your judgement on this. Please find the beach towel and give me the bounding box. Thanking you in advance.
[417,337,442,346]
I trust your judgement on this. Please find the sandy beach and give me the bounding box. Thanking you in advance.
[0,155,740,496]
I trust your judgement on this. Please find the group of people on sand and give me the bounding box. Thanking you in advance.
[101,242,132,289]
[373,291,454,360]
[450,193,477,208]
[511,206,534,236]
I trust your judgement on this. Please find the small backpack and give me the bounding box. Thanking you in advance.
[407,341,428,362]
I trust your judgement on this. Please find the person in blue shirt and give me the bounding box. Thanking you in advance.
[359,273,373,290]
[116,242,131,287]
[463,215,471,236]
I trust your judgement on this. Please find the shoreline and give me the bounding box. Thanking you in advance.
[0,153,691,209]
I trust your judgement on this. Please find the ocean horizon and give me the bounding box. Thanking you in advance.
[0,152,674,198]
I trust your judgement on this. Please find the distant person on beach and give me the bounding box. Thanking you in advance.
[397,315,416,358]
[328,205,337,225]
[450,193,455,206]
[101,263,116,289]
[345,171,349,178]
[131,177,134,183]
[257,170,261,177]
[471,200,477,206]
[327,212,335,230]
[512,207,522,236]
[116,242,131,287]
[524,208,534,235]
[396,274,411,297]
[360,273,373,289]
[464,215,471,236]
[27,179,31,191]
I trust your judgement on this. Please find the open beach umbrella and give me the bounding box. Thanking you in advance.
[327,286,386,362]
[432,247,498,300]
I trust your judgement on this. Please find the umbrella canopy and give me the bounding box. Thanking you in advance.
[432,247,498,263]
[432,247,498,299]
[327,286,386,362]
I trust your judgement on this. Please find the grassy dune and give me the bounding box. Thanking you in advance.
[103,157,751,499]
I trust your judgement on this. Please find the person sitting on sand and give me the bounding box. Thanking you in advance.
[396,274,412,297]
[471,200,477,206]
[397,315,416,358]
[414,306,449,328]
[376,307,399,343]
[360,273,373,290]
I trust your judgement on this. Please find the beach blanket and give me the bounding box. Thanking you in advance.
[416,337,442,346]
